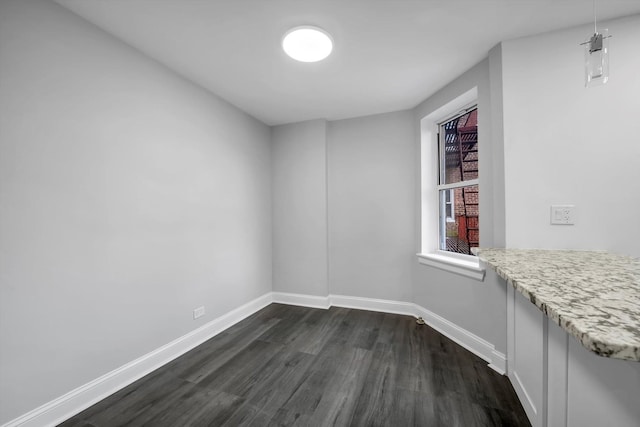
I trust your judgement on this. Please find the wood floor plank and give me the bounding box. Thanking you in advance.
[399,388,438,427]
[266,407,312,426]
[324,308,384,351]
[292,307,350,355]
[195,339,285,391]
[374,312,406,345]
[255,307,332,353]
[434,391,478,427]
[304,345,373,426]
[219,402,274,427]
[240,350,317,413]
[77,370,190,426]
[277,344,352,417]
[349,342,403,426]
[139,387,243,427]
[166,317,281,383]
[58,304,531,427]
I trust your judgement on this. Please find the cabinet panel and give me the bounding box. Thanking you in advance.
[567,338,640,427]
[511,288,545,427]
[546,319,568,427]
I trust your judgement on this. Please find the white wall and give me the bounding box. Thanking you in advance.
[271,120,328,296]
[413,59,508,353]
[270,111,415,303]
[327,111,415,301]
[0,1,271,423]
[501,14,640,257]
[488,44,507,248]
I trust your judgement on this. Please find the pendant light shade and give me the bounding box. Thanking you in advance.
[581,1,611,87]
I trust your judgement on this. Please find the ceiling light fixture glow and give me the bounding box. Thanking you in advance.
[282,26,333,62]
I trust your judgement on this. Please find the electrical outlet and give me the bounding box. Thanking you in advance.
[550,205,575,225]
[193,306,205,319]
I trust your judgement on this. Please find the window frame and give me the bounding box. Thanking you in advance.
[436,105,479,254]
[417,88,484,281]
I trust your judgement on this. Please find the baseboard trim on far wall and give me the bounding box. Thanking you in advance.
[271,292,415,316]
[329,294,416,316]
[271,291,331,309]
[2,293,273,427]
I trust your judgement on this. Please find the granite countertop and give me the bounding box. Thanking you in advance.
[474,248,640,362]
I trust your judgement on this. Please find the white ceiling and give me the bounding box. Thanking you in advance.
[55,0,640,126]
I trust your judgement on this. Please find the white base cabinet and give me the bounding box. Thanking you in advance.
[506,286,640,427]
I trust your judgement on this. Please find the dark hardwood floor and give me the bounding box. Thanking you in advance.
[59,304,531,427]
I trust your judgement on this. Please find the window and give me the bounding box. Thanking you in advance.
[437,107,478,255]
[418,89,484,280]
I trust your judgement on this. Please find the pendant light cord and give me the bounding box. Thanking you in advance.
[593,0,597,34]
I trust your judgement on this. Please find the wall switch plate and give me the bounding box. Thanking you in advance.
[193,306,205,319]
[550,205,575,225]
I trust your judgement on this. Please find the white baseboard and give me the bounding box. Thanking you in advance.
[489,349,507,375]
[5,291,508,427]
[2,293,273,427]
[414,304,507,374]
[272,291,330,309]
[329,294,416,316]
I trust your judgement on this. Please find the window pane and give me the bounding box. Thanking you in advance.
[445,201,452,219]
[439,185,479,255]
[440,108,478,185]
[444,189,453,219]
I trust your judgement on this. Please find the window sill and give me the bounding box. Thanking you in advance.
[417,252,486,281]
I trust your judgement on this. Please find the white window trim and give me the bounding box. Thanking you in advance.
[417,251,485,281]
[418,87,484,281]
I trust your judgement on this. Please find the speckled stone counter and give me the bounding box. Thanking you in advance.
[474,248,640,361]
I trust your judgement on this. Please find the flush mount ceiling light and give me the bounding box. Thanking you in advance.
[282,26,333,62]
